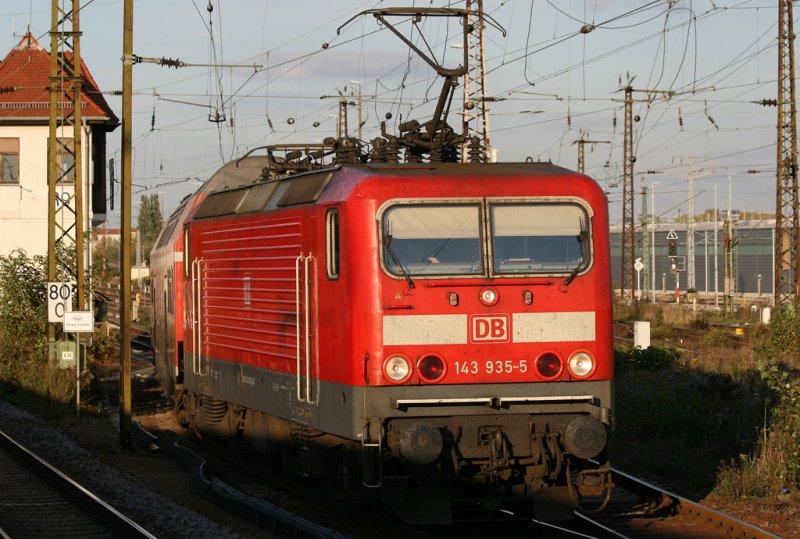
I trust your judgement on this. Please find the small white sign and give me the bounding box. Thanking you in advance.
[634,258,644,272]
[666,229,678,240]
[47,282,74,323]
[64,311,94,333]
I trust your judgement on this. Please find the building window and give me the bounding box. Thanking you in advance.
[0,138,19,184]
[56,138,75,183]
[47,137,75,183]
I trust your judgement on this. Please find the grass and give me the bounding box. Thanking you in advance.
[611,344,770,493]
[610,298,797,501]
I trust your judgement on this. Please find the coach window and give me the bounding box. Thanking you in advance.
[382,204,483,276]
[491,203,588,275]
[326,208,340,279]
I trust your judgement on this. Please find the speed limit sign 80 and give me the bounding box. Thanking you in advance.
[47,282,74,323]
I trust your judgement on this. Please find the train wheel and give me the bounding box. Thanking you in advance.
[174,390,191,427]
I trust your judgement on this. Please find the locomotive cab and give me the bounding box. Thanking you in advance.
[360,188,613,521]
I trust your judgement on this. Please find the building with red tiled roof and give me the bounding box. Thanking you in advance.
[0,33,118,257]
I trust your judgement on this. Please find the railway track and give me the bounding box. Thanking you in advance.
[0,428,156,539]
[132,416,427,538]
[572,467,781,538]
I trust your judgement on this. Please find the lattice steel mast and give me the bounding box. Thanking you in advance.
[641,185,650,302]
[775,0,799,304]
[463,0,491,161]
[573,135,610,174]
[48,0,85,342]
[615,84,675,301]
[621,86,635,301]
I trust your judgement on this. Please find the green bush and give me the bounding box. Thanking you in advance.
[764,303,800,365]
[89,327,120,364]
[755,360,800,487]
[0,249,91,407]
[713,302,800,498]
[0,250,49,379]
[614,344,683,372]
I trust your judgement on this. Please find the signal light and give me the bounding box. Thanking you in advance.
[668,239,677,256]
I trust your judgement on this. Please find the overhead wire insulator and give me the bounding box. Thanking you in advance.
[469,136,484,163]
[704,100,719,130]
[567,97,572,129]
[370,137,387,163]
[158,57,184,68]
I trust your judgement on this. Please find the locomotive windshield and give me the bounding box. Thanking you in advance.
[383,204,483,276]
[491,203,587,274]
[381,201,589,278]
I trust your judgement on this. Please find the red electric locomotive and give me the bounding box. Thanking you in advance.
[152,152,614,523]
[150,156,269,400]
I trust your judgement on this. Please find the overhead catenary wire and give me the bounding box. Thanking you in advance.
[70,0,782,219]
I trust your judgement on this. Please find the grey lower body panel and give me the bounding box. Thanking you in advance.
[184,353,613,441]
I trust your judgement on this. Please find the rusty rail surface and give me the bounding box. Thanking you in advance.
[574,467,782,538]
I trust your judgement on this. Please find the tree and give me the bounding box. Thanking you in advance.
[137,194,164,265]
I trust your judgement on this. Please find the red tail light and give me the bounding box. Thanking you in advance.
[535,352,563,380]
[418,354,446,383]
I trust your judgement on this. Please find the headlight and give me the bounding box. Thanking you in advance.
[479,287,499,306]
[384,355,412,383]
[417,354,446,383]
[535,352,563,379]
[568,351,595,378]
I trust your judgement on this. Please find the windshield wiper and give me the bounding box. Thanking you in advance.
[564,260,584,286]
[384,234,415,289]
[564,226,588,286]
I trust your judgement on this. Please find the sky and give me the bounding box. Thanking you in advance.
[0,1,786,227]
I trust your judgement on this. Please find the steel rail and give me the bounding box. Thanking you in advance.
[580,467,783,539]
[0,428,156,538]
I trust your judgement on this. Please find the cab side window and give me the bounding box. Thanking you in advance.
[326,208,340,280]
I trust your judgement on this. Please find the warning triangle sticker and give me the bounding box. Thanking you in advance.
[394,292,403,300]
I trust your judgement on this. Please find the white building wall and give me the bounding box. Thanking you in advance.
[0,124,94,259]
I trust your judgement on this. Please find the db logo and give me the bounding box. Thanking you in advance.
[470,314,510,343]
